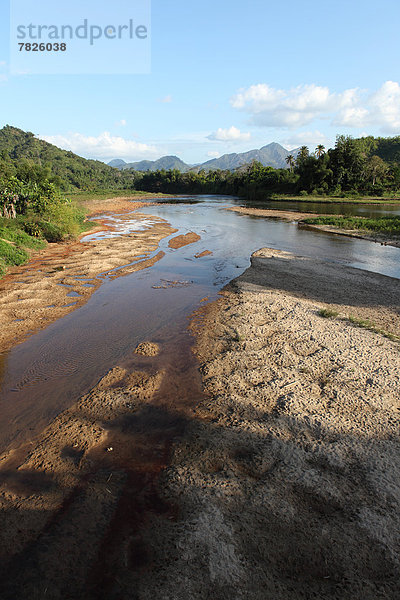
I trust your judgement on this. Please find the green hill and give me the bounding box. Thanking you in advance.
[0,125,135,191]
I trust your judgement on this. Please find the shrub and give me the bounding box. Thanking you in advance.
[41,201,86,239]
[23,221,42,237]
[37,220,64,242]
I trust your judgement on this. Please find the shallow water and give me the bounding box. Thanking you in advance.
[82,213,157,242]
[0,195,399,452]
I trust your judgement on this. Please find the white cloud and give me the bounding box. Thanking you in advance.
[159,95,172,103]
[335,80,400,132]
[115,119,127,127]
[231,81,400,134]
[231,84,336,128]
[207,151,220,158]
[207,126,251,142]
[39,131,159,161]
[282,130,331,150]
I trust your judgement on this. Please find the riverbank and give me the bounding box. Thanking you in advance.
[137,248,400,599]
[0,247,399,597]
[301,216,400,248]
[0,198,177,352]
[228,206,400,247]
[227,206,321,221]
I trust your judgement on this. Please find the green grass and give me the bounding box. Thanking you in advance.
[347,315,400,342]
[303,215,400,236]
[0,224,46,249]
[0,220,47,277]
[317,307,400,343]
[318,308,339,318]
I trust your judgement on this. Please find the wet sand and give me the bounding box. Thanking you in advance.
[0,200,177,352]
[0,320,204,599]
[227,206,320,221]
[0,246,399,598]
[168,232,201,249]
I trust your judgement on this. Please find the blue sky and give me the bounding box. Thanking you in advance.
[1,0,399,164]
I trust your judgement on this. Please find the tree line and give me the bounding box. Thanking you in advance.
[133,135,400,199]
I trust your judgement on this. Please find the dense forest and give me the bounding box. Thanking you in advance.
[0,125,136,191]
[134,135,400,199]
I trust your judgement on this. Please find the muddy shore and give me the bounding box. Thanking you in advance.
[0,244,399,598]
[0,198,177,352]
[228,206,400,247]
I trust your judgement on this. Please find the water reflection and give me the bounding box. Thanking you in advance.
[152,194,400,218]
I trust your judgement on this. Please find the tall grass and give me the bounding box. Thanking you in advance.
[303,215,400,235]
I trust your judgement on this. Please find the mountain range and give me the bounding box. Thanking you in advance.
[108,143,300,173]
[110,156,191,172]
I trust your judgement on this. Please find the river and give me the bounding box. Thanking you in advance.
[0,195,399,452]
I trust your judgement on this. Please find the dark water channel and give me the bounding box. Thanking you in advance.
[0,195,399,452]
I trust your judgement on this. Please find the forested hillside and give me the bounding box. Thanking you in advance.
[0,125,136,191]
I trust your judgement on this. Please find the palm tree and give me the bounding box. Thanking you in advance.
[285,154,296,171]
[298,146,309,161]
[315,144,325,159]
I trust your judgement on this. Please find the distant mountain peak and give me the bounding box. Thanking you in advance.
[113,155,192,172]
[108,142,306,173]
[108,159,127,168]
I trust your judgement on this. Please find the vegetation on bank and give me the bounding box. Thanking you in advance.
[303,215,400,236]
[133,135,400,200]
[0,172,90,276]
[0,177,164,277]
[0,220,47,277]
[2,126,400,202]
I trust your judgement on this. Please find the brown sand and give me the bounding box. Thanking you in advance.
[227,206,320,221]
[1,243,400,598]
[0,204,176,352]
[168,232,201,249]
[0,357,166,598]
[134,342,160,357]
[0,318,204,598]
[195,250,213,258]
[128,248,400,599]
